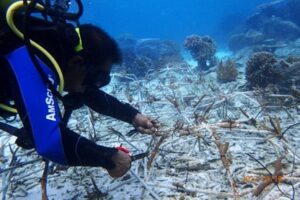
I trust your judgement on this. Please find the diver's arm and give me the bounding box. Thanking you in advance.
[61,127,118,168]
[82,87,139,124]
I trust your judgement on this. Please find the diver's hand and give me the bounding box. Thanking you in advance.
[107,150,131,178]
[132,113,160,135]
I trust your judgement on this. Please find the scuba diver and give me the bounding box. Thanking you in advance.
[0,0,159,178]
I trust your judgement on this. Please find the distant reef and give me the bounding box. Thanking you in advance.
[116,35,186,78]
[228,0,300,57]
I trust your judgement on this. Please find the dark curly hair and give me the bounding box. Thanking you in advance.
[78,24,122,68]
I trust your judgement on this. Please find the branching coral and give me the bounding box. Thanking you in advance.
[216,59,238,83]
[246,52,281,89]
[184,35,217,70]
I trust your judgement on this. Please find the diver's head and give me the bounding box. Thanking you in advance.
[64,24,122,93]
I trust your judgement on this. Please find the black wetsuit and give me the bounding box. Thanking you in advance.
[0,14,139,169]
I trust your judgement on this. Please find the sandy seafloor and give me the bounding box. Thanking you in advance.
[0,51,300,200]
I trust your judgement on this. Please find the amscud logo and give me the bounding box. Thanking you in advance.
[45,75,56,121]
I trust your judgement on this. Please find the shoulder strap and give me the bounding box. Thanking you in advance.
[5,46,67,165]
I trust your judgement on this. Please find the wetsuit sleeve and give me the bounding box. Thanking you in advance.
[82,87,139,124]
[61,127,118,169]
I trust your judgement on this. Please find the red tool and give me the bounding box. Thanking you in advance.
[116,145,149,161]
[116,145,130,154]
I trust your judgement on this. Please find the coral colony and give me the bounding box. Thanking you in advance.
[184,35,217,71]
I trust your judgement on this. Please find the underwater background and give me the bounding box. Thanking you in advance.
[81,0,270,48]
[2,0,300,199]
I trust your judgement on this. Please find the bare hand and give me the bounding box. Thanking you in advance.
[107,150,131,178]
[132,113,160,135]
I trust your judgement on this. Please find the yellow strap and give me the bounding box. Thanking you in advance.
[74,27,83,52]
[0,103,17,113]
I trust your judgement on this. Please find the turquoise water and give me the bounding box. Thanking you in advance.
[81,0,271,46]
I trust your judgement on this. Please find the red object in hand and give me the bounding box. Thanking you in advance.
[116,146,130,154]
[116,146,149,161]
